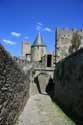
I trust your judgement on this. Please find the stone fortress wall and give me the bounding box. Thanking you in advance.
[0,44,30,125]
[56,27,83,62]
[45,27,83,124]
[52,48,83,124]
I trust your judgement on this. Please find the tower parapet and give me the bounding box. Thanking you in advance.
[72,28,78,33]
[56,27,83,63]
[64,27,69,33]
[22,41,31,62]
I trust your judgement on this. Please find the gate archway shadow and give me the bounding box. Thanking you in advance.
[34,76,42,94]
[34,73,53,95]
[46,77,55,98]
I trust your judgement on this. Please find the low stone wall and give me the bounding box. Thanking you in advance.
[0,44,30,125]
[53,49,83,124]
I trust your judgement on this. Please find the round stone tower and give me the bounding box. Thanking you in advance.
[31,32,46,62]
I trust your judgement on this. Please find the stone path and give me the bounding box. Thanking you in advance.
[16,94,76,125]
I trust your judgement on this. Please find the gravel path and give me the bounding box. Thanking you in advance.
[16,94,76,125]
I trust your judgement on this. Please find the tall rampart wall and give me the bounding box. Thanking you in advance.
[53,48,83,124]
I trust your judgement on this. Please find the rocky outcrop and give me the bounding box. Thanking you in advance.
[0,44,30,125]
[52,49,83,124]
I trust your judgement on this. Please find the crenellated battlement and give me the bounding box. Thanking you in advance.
[56,27,83,34]
[56,27,83,63]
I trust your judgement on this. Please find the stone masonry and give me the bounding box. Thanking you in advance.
[0,44,30,125]
[53,49,83,124]
[56,27,83,62]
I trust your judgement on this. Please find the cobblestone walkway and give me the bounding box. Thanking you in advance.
[16,94,76,125]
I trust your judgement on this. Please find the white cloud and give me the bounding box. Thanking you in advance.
[11,32,21,37]
[43,27,52,32]
[3,39,16,45]
[24,36,29,40]
[36,22,52,33]
[37,22,42,26]
[36,22,43,31]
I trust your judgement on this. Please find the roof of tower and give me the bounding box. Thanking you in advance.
[32,32,46,47]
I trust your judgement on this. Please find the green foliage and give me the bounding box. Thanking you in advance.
[69,32,81,54]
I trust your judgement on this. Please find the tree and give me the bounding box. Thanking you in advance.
[69,32,81,54]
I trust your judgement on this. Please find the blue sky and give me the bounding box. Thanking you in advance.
[0,0,83,56]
